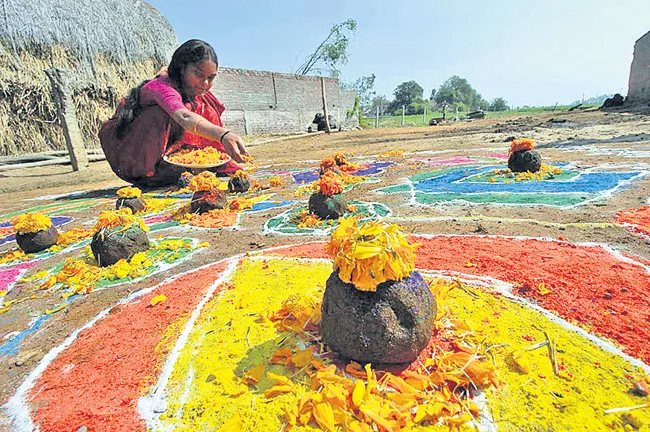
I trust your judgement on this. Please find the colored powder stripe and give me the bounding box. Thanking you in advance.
[413,167,640,194]
[0,199,110,221]
[414,191,593,207]
[616,206,650,237]
[447,283,650,430]
[412,236,650,364]
[28,261,229,432]
[157,258,333,431]
[0,216,73,246]
[0,239,198,356]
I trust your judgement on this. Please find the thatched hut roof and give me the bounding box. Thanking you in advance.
[0,0,178,156]
[1,0,176,70]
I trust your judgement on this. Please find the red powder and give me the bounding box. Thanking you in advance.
[267,242,328,259]
[616,206,650,237]
[274,237,650,363]
[27,236,650,429]
[412,236,650,364]
[30,260,230,432]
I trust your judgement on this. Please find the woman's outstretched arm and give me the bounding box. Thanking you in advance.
[172,108,249,163]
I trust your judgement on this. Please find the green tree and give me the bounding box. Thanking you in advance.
[295,19,357,77]
[369,94,389,116]
[488,97,509,112]
[389,81,424,113]
[343,74,376,111]
[434,76,485,111]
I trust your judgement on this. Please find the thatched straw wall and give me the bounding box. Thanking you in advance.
[0,0,177,156]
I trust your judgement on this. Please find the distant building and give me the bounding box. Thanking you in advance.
[628,31,650,102]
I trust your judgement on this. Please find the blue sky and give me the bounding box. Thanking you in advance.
[147,0,650,107]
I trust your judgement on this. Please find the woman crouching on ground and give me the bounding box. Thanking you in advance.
[100,39,249,186]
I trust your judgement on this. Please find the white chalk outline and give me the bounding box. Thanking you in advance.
[374,162,650,209]
[263,201,393,236]
[6,236,650,431]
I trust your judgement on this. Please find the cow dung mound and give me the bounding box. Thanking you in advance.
[321,271,437,364]
[308,192,347,220]
[116,197,146,213]
[190,190,228,213]
[90,225,150,267]
[16,226,59,253]
[508,150,542,173]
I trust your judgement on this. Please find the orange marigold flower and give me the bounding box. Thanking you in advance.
[269,176,283,187]
[326,218,419,291]
[318,171,344,196]
[333,152,347,166]
[509,138,535,154]
[116,186,142,199]
[228,197,254,211]
[231,170,249,180]
[93,208,149,233]
[320,157,337,169]
[189,171,222,192]
[12,213,53,234]
[166,147,229,165]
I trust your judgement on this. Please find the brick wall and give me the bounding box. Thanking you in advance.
[629,31,650,102]
[213,68,359,135]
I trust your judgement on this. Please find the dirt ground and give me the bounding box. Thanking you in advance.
[1,107,650,429]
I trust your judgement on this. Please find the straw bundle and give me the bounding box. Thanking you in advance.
[0,0,177,156]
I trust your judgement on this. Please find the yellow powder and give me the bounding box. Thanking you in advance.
[444,282,650,431]
[156,259,650,431]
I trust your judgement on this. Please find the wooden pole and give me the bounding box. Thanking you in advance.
[375,106,379,128]
[423,104,427,125]
[320,77,331,133]
[401,105,405,126]
[45,68,89,171]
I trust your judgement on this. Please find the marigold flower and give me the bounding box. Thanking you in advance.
[290,209,324,228]
[116,186,142,199]
[228,197,254,211]
[509,138,535,154]
[12,213,53,234]
[333,152,347,166]
[93,208,149,233]
[318,171,344,196]
[326,218,418,291]
[269,176,283,187]
[166,147,229,165]
[231,170,249,180]
[378,149,405,159]
[320,158,337,170]
[189,171,222,192]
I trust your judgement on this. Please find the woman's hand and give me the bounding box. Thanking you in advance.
[221,132,249,163]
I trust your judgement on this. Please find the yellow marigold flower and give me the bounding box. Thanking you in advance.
[93,208,149,233]
[326,218,419,291]
[116,186,142,199]
[166,147,229,165]
[12,212,53,234]
[509,138,535,154]
[290,209,323,228]
[378,149,405,159]
[56,228,94,247]
[269,176,283,187]
[189,171,222,192]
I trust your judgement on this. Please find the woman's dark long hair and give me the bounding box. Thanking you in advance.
[115,39,218,140]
